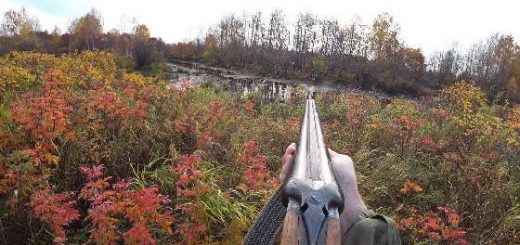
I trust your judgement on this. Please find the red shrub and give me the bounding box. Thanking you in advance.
[79,165,173,245]
[244,100,255,114]
[171,154,207,198]
[171,155,208,243]
[173,115,192,135]
[237,140,269,190]
[10,69,72,165]
[29,188,80,244]
[395,205,467,244]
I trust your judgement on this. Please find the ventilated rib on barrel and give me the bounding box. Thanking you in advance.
[281,92,344,245]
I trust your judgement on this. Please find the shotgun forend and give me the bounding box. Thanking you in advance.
[281,92,344,245]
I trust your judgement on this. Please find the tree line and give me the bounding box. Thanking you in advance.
[168,11,520,101]
[2,7,520,101]
[0,8,165,68]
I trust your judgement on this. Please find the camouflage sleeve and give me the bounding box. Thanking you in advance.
[342,210,402,245]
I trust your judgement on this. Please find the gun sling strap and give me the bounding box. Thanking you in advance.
[243,187,285,245]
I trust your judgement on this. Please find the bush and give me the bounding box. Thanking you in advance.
[0,51,518,244]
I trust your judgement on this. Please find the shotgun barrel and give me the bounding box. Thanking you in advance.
[281,92,344,245]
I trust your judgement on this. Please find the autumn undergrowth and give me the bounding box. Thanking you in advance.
[0,51,519,244]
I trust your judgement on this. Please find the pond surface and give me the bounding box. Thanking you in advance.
[167,62,342,103]
[166,61,393,104]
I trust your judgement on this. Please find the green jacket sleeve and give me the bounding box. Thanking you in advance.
[342,210,402,245]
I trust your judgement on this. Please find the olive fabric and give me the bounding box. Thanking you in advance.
[243,187,402,245]
[342,210,402,245]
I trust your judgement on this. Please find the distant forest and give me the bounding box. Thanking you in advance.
[0,8,166,69]
[2,7,520,100]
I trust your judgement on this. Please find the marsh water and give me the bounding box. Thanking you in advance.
[166,61,393,104]
[167,61,345,103]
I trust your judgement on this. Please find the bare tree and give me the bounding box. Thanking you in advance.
[319,18,343,56]
[247,11,264,48]
[344,17,369,57]
[429,46,462,86]
[266,9,288,50]
[1,7,40,37]
[461,34,518,94]
[293,12,318,54]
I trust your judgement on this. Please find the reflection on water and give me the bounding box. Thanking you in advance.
[229,79,292,102]
[167,63,337,103]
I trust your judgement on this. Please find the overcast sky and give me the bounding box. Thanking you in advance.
[1,0,519,56]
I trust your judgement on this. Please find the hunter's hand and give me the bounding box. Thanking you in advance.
[279,143,296,182]
[280,144,367,234]
[279,144,358,188]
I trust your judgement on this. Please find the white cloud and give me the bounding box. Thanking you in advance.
[1,0,70,33]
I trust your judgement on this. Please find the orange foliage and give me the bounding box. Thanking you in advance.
[395,205,467,244]
[79,165,173,245]
[237,140,269,190]
[10,69,72,165]
[177,203,208,244]
[29,188,80,244]
[208,99,223,126]
[392,115,425,152]
[173,115,192,135]
[346,107,365,128]
[244,100,255,114]
[171,154,207,198]
[400,180,423,194]
[171,154,209,243]
[196,99,223,147]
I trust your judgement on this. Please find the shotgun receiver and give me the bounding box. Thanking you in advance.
[281,92,344,245]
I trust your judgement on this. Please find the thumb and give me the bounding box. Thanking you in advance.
[280,143,296,182]
[328,148,339,158]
